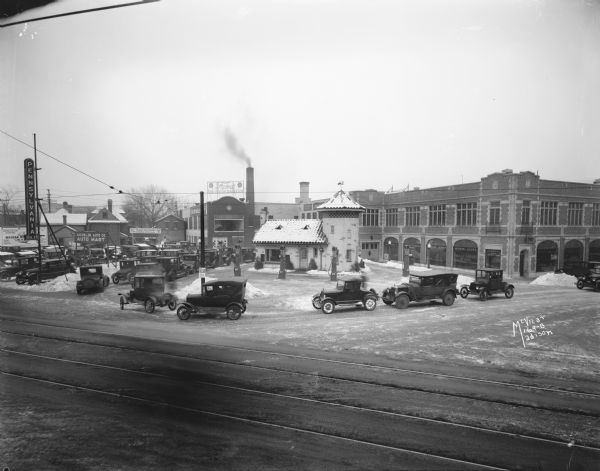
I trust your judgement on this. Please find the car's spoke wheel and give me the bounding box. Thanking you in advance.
[394,295,409,309]
[112,275,120,284]
[144,299,156,313]
[576,279,584,290]
[363,296,377,311]
[226,305,242,320]
[119,296,126,310]
[322,300,335,314]
[459,287,469,299]
[311,296,322,310]
[479,290,488,301]
[167,299,177,310]
[103,277,110,288]
[504,287,514,299]
[176,305,191,320]
[382,299,393,305]
[442,292,455,306]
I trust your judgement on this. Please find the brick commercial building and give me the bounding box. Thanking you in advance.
[352,170,600,278]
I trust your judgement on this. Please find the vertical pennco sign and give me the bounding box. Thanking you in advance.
[23,158,36,239]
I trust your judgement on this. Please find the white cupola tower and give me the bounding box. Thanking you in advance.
[316,187,365,272]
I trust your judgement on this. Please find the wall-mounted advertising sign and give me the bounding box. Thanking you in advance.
[207,181,244,201]
[23,158,37,239]
[130,228,162,234]
[75,231,108,244]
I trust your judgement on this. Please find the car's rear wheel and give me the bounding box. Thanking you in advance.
[103,276,110,288]
[394,294,409,309]
[442,292,455,306]
[16,276,25,285]
[576,279,584,290]
[176,304,191,320]
[322,300,335,314]
[119,296,126,310]
[76,288,83,295]
[382,298,393,305]
[459,287,469,299]
[226,304,243,320]
[479,290,488,301]
[167,298,177,310]
[311,295,322,310]
[504,287,514,299]
[363,296,377,311]
[144,299,156,313]
[112,274,120,284]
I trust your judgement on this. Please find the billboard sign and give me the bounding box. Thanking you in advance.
[207,181,244,201]
[75,231,108,244]
[130,228,161,234]
[24,158,37,239]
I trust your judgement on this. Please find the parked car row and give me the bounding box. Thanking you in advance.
[312,269,516,314]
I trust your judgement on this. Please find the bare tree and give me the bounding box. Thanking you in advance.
[0,185,23,215]
[122,185,176,227]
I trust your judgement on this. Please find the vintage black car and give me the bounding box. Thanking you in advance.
[555,260,597,278]
[459,269,515,301]
[0,251,39,281]
[176,280,248,320]
[118,274,177,313]
[181,253,200,273]
[381,270,458,309]
[156,256,188,281]
[15,258,76,285]
[111,258,139,284]
[311,276,378,314]
[575,262,600,291]
[76,265,110,294]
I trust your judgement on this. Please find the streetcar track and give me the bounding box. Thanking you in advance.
[3,346,599,454]
[1,370,509,471]
[1,319,598,402]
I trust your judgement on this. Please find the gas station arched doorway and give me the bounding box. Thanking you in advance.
[384,237,399,261]
[536,240,558,272]
[403,238,421,264]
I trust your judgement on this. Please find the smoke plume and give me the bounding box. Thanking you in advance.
[224,127,252,166]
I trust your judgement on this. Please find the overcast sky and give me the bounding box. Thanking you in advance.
[1,0,599,209]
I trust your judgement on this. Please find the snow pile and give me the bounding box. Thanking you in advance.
[2,272,81,292]
[531,272,577,287]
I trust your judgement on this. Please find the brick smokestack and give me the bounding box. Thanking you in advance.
[108,199,113,213]
[245,166,255,246]
[246,166,255,210]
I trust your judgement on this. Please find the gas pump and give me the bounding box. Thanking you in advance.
[233,244,242,277]
[330,247,338,281]
[278,245,286,280]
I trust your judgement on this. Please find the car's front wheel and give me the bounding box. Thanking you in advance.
[442,292,455,306]
[504,287,514,299]
[144,299,156,313]
[311,295,322,310]
[576,279,584,290]
[394,294,410,309]
[103,276,110,288]
[321,300,335,314]
[176,304,191,321]
[112,274,120,285]
[459,287,469,299]
[363,296,377,311]
[226,304,243,320]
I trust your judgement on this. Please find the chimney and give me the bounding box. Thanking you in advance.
[108,199,113,213]
[299,181,310,203]
[62,215,67,225]
[246,166,255,209]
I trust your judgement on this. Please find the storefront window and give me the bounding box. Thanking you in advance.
[453,240,478,269]
[485,249,501,268]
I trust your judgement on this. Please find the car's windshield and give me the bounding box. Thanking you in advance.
[409,275,421,285]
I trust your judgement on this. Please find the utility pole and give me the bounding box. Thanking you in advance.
[34,133,42,275]
[47,188,51,211]
[200,191,205,288]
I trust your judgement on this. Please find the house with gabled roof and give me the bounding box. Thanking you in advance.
[252,187,365,272]
[253,219,328,270]
[87,199,129,245]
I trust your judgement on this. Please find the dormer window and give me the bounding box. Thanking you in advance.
[275,224,283,230]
